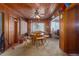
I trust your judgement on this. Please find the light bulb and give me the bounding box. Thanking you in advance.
[35,15,40,19]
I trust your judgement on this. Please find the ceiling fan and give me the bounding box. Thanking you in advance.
[32,8,45,19]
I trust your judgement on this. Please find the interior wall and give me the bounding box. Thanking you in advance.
[5,14,27,49]
[44,19,51,34]
[3,10,20,49]
[0,4,23,50]
[4,12,10,49]
[60,10,68,53]
[27,20,31,34]
[60,5,79,54]
[8,15,15,46]
[75,5,79,53]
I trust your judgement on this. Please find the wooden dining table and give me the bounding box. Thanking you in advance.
[30,32,49,46]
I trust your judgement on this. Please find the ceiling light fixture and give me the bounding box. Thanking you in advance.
[34,9,40,19]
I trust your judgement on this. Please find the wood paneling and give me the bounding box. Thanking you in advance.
[1,7,20,49]
[4,12,9,49]
[60,11,67,52]
[44,19,51,34]
[75,6,79,53]
[9,16,15,46]
[60,5,79,54]
[14,18,18,43]
[66,8,76,53]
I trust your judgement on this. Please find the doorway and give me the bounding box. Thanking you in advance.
[51,16,60,39]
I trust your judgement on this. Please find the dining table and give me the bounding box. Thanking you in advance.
[30,32,49,47]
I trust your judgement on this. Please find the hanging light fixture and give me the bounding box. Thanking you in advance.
[34,9,40,19]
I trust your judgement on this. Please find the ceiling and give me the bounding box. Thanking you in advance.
[0,3,58,20]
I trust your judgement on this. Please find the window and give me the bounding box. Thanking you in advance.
[31,22,45,32]
[20,19,27,34]
[51,16,59,32]
[51,22,59,32]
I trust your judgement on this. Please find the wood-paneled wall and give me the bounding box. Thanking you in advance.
[0,8,21,49]
[4,12,10,49]
[75,5,79,53]
[4,13,19,49]
[60,5,79,54]
[3,13,28,50]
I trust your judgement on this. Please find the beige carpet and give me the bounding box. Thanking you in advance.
[1,38,66,56]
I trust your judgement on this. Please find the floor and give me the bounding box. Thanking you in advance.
[1,38,66,56]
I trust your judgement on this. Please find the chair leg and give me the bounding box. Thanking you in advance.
[32,40,34,45]
[41,40,44,45]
